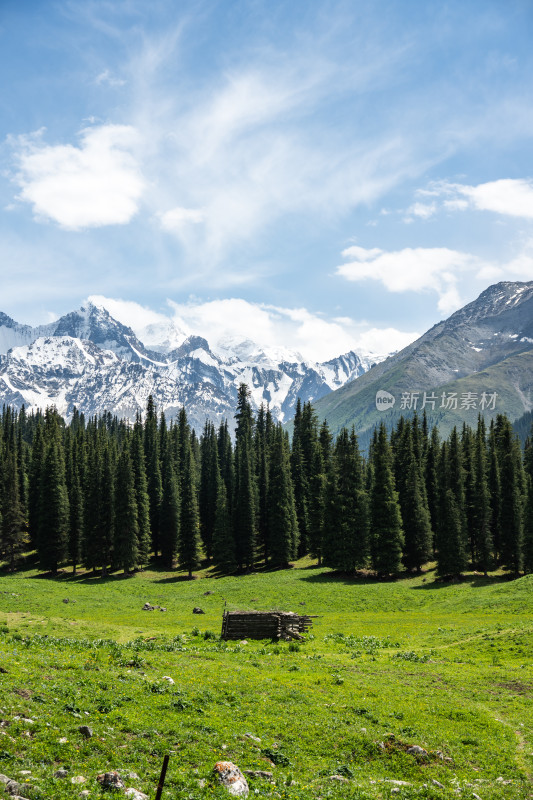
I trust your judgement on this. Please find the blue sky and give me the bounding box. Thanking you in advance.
[1,0,533,360]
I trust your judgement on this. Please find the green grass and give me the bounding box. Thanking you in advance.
[0,560,532,799]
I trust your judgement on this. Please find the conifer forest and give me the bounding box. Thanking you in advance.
[1,383,532,580]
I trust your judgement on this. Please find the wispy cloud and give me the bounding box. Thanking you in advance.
[88,294,419,362]
[415,178,533,220]
[337,239,533,315]
[95,69,126,88]
[337,244,477,314]
[11,124,144,230]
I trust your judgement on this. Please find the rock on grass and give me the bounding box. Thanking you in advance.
[213,761,249,796]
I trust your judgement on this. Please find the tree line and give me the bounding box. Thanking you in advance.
[0,384,532,578]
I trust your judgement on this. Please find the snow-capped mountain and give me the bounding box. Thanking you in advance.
[0,303,383,430]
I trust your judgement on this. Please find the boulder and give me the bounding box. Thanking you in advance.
[5,780,23,795]
[78,725,93,738]
[193,607,205,614]
[407,745,427,756]
[213,761,249,796]
[243,771,273,781]
[125,789,149,800]
[96,771,125,790]
[142,603,154,611]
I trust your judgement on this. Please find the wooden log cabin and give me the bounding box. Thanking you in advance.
[221,610,315,641]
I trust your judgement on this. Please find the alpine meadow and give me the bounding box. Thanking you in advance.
[2,2,533,799]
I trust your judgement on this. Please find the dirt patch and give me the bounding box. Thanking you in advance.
[13,688,33,699]
[494,681,532,695]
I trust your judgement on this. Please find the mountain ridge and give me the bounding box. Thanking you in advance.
[0,302,383,430]
[312,280,533,442]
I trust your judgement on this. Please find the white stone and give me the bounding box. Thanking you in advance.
[214,761,249,796]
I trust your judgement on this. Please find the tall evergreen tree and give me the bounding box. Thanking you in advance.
[370,423,404,575]
[424,425,440,555]
[435,434,468,578]
[38,438,69,573]
[487,421,502,563]
[497,416,524,574]
[179,439,202,577]
[325,428,369,572]
[472,417,493,574]
[400,430,432,573]
[199,421,219,562]
[131,421,152,566]
[267,425,299,566]
[114,441,139,573]
[160,441,180,568]
[144,396,163,557]
[212,477,236,572]
[233,384,257,569]
[1,450,26,570]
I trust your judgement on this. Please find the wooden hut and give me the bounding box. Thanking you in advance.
[221,610,314,641]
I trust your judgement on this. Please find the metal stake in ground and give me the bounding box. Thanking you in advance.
[154,754,170,800]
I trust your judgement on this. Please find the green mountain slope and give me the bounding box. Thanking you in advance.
[313,281,533,444]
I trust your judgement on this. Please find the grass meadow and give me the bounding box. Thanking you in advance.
[0,560,532,799]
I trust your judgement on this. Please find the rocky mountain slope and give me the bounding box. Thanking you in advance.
[313,281,533,447]
[0,303,380,430]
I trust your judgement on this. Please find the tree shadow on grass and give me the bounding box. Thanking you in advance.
[300,569,383,587]
[411,572,515,590]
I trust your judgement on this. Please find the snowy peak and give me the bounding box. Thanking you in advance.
[0,301,387,428]
[444,281,533,329]
[51,303,157,363]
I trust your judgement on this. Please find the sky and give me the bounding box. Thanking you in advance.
[1,0,533,361]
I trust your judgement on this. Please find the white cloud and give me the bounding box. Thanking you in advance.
[89,294,419,362]
[337,245,476,314]
[158,206,205,231]
[12,125,144,229]
[458,178,533,219]
[95,69,126,88]
[406,201,437,219]
[418,178,533,220]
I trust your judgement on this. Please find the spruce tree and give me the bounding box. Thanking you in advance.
[401,437,432,573]
[144,396,163,556]
[435,436,468,578]
[424,425,440,555]
[1,450,26,571]
[199,421,219,562]
[65,431,84,575]
[267,425,299,566]
[28,421,45,548]
[254,404,271,562]
[132,421,152,566]
[179,439,202,577]
[307,438,326,565]
[325,428,369,572]
[497,417,524,575]
[114,441,139,573]
[472,418,493,574]
[212,478,236,572]
[160,442,180,569]
[370,423,404,576]
[233,384,257,569]
[38,439,69,573]
[487,421,502,563]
